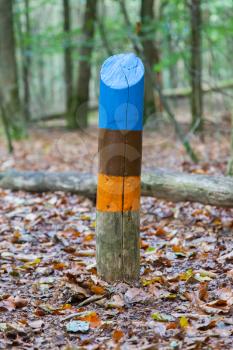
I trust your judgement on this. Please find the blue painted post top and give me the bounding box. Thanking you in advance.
[99,53,144,131]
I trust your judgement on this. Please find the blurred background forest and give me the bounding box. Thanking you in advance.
[0,0,233,171]
[2,2,233,347]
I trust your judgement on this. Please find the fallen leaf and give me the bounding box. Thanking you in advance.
[17,254,40,262]
[179,316,188,328]
[66,320,89,333]
[151,312,175,322]
[172,245,186,254]
[14,296,28,308]
[124,288,150,304]
[140,239,149,249]
[1,252,14,260]
[0,323,7,332]
[226,269,233,279]
[89,284,105,295]
[83,233,94,242]
[194,269,217,282]
[112,329,124,342]
[0,298,15,312]
[75,250,95,257]
[28,320,44,329]
[65,281,90,302]
[107,294,124,309]
[179,269,194,282]
[79,311,101,328]
[2,322,27,335]
[155,227,168,236]
[53,262,66,270]
[166,322,177,330]
[218,251,233,262]
[142,276,163,286]
[20,258,41,269]
[199,282,209,301]
[146,246,156,253]
[216,287,233,304]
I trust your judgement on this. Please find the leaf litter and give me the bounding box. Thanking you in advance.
[0,128,233,349]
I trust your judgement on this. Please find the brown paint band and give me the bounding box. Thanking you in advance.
[97,174,141,212]
[98,129,142,177]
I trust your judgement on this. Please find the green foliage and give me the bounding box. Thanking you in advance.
[12,0,233,119]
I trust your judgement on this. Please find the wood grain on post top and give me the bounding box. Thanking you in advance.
[99,53,144,130]
[96,52,144,282]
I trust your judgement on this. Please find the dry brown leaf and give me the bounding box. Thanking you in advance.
[107,294,124,309]
[89,284,106,295]
[79,311,101,328]
[124,288,151,304]
[53,262,67,270]
[155,227,168,236]
[112,329,124,342]
[198,282,209,301]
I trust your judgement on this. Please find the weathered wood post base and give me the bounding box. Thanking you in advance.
[96,53,144,282]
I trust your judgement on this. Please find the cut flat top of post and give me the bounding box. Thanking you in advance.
[99,53,144,131]
[100,53,144,89]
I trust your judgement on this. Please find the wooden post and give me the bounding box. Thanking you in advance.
[96,53,144,282]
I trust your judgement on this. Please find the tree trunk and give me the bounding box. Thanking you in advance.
[70,0,97,129]
[23,0,31,122]
[0,0,25,139]
[0,99,14,153]
[167,30,178,90]
[227,112,233,176]
[97,0,113,56]
[63,0,73,128]
[1,169,233,208]
[38,55,46,102]
[190,0,203,132]
[15,0,31,121]
[140,0,156,120]
[140,0,162,120]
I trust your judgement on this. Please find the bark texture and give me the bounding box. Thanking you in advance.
[140,0,161,119]
[63,0,73,128]
[190,0,203,131]
[0,0,25,138]
[167,29,178,90]
[96,211,140,282]
[1,169,233,208]
[70,0,97,129]
[227,112,233,176]
[23,0,31,121]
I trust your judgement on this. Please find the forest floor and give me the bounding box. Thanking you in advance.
[0,125,233,349]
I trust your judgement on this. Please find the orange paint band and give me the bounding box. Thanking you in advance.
[96,174,141,212]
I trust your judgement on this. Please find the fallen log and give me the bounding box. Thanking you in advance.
[163,78,233,98]
[0,169,233,208]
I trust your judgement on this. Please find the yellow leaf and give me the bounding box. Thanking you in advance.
[179,316,188,328]
[20,258,41,269]
[80,215,91,221]
[213,218,222,226]
[83,233,94,242]
[180,269,193,281]
[90,221,96,228]
[142,276,162,286]
[151,312,175,322]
